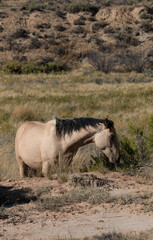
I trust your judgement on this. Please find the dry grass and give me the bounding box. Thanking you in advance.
[37,187,113,212]
[36,183,153,213]
[11,105,35,122]
[0,69,153,179]
[83,229,153,240]
[0,70,153,131]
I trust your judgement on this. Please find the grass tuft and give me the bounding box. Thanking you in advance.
[37,188,113,212]
[11,106,35,122]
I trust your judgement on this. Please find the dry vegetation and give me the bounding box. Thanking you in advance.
[0,1,153,238]
[0,1,153,181]
[0,0,152,70]
[0,172,153,239]
[0,69,153,179]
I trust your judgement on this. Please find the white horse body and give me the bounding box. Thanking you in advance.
[15,117,120,177]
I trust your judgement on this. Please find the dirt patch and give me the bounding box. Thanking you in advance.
[0,172,153,239]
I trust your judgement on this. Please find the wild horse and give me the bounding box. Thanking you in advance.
[15,117,120,177]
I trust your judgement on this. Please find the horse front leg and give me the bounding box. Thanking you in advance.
[42,161,51,177]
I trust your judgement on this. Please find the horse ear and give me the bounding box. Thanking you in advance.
[104,118,109,128]
[104,118,114,128]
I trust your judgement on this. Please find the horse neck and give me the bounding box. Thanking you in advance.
[61,126,97,152]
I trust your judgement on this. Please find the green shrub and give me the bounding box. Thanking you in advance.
[0,110,10,122]
[119,124,150,173]
[66,1,90,13]
[88,154,115,173]
[46,62,66,72]
[1,61,66,74]
[88,121,152,175]
[119,135,136,170]
[23,62,40,74]
[20,1,46,12]
[2,61,22,74]
[146,116,153,150]
[23,62,66,74]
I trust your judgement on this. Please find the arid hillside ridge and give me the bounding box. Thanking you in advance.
[0,0,153,71]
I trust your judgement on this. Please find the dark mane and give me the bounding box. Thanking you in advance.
[55,117,105,137]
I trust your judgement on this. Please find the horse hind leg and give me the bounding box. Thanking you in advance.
[16,156,25,178]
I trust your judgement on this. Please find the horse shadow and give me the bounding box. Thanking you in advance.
[0,185,37,208]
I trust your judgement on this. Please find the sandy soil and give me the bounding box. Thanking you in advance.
[0,172,153,240]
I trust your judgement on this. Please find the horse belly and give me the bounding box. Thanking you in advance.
[19,144,42,169]
[18,132,43,170]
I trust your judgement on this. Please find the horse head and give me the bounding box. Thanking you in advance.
[94,118,120,164]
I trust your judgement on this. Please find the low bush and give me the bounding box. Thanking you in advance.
[141,20,153,32]
[92,21,108,32]
[72,26,86,34]
[145,68,153,77]
[104,26,116,34]
[10,29,29,39]
[22,62,42,74]
[114,31,139,46]
[35,23,51,29]
[120,50,147,73]
[46,62,66,72]
[66,1,90,13]
[88,154,115,173]
[65,1,99,15]
[146,116,153,150]
[0,25,3,32]
[54,25,67,32]
[23,61,66,74]
[123,25,133,34]
[119,135,142,172]
[87,51,115,73]
[2,61,22,74]
[140,12,150,20]
[28,38,41,50]
[20,1,46,12]
[118,123,151,174]
[1,61,66,74]
[55,10,66,19]
[73,18,85,25]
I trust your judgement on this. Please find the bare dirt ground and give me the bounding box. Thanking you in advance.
[0,172,153,240]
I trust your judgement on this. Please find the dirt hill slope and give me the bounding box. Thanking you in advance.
[0,0,152,68]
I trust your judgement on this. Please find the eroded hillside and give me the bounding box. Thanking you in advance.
[0,0,152,69]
